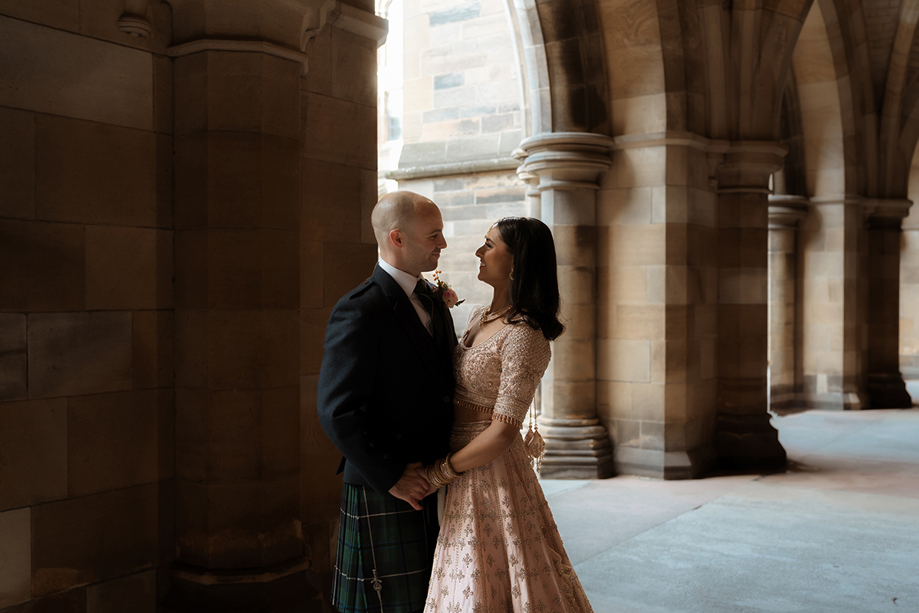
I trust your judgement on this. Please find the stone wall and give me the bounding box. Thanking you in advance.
[399,0,524,172]
[0,3,175,610]
[0,1,385,611]
[393,0,529,328]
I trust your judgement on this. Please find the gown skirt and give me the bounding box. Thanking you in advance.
[424,420,594,613]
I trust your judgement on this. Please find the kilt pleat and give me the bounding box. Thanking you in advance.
[332,484,438,613]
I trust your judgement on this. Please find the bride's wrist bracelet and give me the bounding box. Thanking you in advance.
[442,453,460,480]
[426,463,449,487]
[427,453,462,487]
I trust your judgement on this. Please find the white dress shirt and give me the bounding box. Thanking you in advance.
[378,259,433,335]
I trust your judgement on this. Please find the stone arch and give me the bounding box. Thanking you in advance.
[877,1,919,197]
[503,0,551,136]
[510,0,609,135]
[793,0,852,198]
[674,0,814,141]
[776,75,809,197]
[887,1,919,199]
[814,0,878,196]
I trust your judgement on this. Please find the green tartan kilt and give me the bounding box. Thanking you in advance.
[331,484,439,613]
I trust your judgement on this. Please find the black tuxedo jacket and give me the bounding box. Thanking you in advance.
[317,264,457,494]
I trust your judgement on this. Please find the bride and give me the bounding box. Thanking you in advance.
[423,217,593,612]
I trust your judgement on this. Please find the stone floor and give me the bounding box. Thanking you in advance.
[544,403,919,612]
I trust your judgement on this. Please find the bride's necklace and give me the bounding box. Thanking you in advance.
[480,304,512,325]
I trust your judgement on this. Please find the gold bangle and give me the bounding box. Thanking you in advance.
[443,453,461,480]
[427,462,450,488]
[427,456,460,488]
[426,464,441,488]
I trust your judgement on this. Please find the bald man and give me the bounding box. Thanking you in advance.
[318,191,457,613]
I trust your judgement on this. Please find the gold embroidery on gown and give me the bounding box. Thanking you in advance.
[424,307,594,613]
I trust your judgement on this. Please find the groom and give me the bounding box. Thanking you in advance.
[318,191,457,613]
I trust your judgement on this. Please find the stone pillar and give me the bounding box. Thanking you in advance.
[168,1,320,608]
[900,207,919,379]
[798,196,870,410]
[866,199,913,408]
[516,132,614,479]
[714,142,787,470]
[767,196,807,411]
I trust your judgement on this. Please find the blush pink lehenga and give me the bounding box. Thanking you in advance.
[424,308,594,613]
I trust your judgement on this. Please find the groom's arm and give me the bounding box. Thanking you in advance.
[317,295,430,507]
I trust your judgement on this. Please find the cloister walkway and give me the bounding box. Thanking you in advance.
[546,394,919,613]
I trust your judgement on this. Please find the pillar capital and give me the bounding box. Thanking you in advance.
[118,0,153,38]
[516,132,613,190]
[768,195,808,229]
[716,141,788,193]
[167,0,388,70]
[865,198,912,229]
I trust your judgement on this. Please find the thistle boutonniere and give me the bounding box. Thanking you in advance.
[432,270,464,308]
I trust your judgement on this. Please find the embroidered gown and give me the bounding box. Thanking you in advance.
[424,307,594,613]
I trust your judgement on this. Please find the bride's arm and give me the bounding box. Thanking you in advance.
[445,324,552,475]
[448,420,520,473]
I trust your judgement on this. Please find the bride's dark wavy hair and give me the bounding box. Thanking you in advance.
[495,217,564,341]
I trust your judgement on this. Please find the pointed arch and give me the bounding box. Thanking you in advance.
[510,0,609,135]
[815,0,878,195]
[879,0,919,197]
[792,0,857,197]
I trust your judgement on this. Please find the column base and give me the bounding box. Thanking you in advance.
[160,558,321,613]
[614,445,716,480]
[800,391,867,410]
[866,372,913,408]
[715,413,786,472]
[536,417,614,479]
[769,384,801,412]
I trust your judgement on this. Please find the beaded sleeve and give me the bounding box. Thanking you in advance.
[492,324,551,427]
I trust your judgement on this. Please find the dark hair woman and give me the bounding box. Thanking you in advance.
[494,216,565,341]
[421,217,594,613]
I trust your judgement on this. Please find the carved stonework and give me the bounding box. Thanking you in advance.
[118,0,152,38]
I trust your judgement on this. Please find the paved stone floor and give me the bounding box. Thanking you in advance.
[543,403,919,613]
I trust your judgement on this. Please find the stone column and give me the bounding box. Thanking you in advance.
[714,142,787,470]
[900,207,919,379]
[516,132,614,479]
[798,196,870,410]
[168,1,321,609]
[767,196,807,411]
[866,199,913,408]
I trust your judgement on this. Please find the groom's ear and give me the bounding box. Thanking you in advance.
[389,228,404,248]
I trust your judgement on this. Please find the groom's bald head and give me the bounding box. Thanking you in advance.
[372,191,424,245]
[372,191,445,275]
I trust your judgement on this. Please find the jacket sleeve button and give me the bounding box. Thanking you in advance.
[443,396,451,403]
[383,453,391,460]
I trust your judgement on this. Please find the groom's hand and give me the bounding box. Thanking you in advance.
[389,462,431,511]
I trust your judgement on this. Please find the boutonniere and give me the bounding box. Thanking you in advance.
[432,270,464,308]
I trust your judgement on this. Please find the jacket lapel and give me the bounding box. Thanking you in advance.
[373,265,440,376]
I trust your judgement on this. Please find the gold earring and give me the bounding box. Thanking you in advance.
[509,271,514,281]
